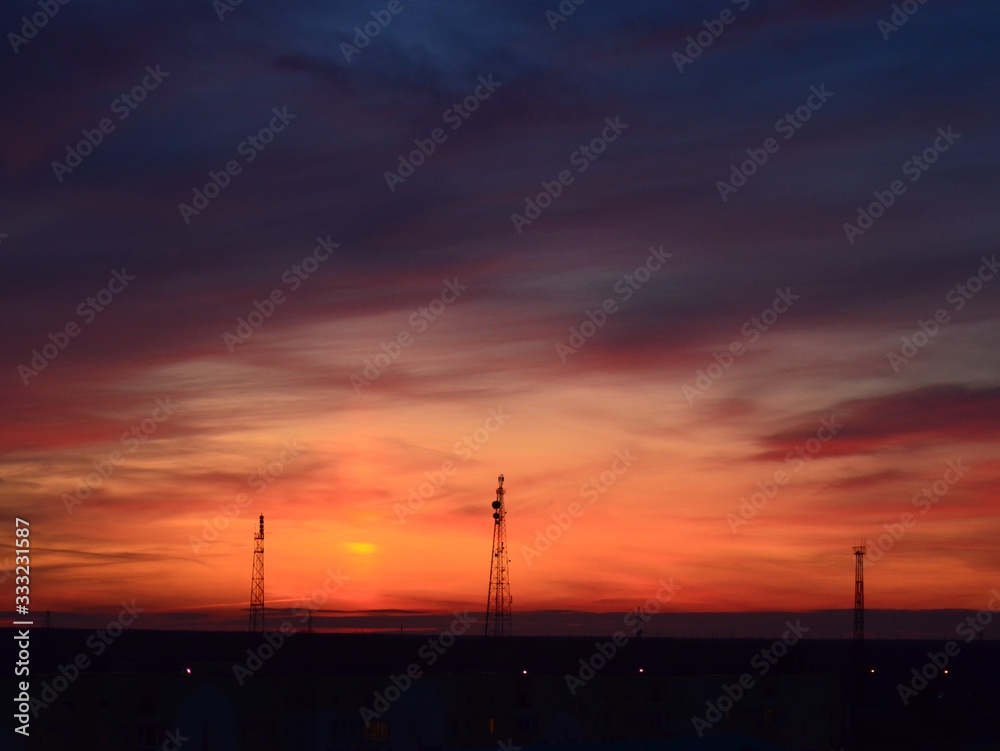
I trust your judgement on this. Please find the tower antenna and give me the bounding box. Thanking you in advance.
[249,514,265,633]
[853,544,865,643]
[485,474,512,636]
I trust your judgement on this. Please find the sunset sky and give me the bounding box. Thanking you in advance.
[2,0,999,635]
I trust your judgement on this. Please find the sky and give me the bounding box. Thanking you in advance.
[1,0,999,636]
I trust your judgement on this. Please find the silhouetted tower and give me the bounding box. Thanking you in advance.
[249,514,265,633]
[853,545,865,642]
[485,474,512,636]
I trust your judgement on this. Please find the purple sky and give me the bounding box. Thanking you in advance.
[1,0,999,636]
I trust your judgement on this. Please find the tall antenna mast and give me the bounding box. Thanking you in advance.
[249,514,265,633]
[853,544,865,643]
[485,474,512,636]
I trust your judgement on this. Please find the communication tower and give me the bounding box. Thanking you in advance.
[853,545,865,642]
[249,514,265,632]
[485,474,512,636]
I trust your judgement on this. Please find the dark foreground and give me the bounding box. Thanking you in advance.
[7,628,999,750]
